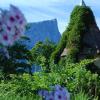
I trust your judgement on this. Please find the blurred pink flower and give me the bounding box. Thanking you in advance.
[0,4,26,47]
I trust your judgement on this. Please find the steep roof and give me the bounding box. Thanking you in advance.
[80,0,86,6]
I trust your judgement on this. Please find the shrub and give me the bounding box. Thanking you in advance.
[0,59,100,99]
[72,91,90,100]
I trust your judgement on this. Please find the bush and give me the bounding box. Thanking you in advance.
[0,59,100,99]
[0,92,41,100]
[50,59,100,99]
[72,91,90,100]
[31,40,56,72]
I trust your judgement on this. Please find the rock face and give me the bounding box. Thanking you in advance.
[25,19,61,49]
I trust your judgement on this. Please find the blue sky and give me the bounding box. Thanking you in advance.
[0,0,100,34]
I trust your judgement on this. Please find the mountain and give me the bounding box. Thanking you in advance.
[51,5,100,63]
[25,19,61,49]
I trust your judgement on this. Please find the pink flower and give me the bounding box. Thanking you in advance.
[10,5,26,27]
[3,34,8,41]
[9,16,15,22]
[0,4,27,47]
[0,33,12,46]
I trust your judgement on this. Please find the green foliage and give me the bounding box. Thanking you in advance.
[50,59,100,99]
[0,73,61,99]
[0,5,99,100]
[0,40,32,75]
[65,60,100,96]
[0,91,41,100]
[72,91,98,100]
[31,40,56,72]
[0,59,100,99]
[51,6,96,63]
[72,91,90,100]
[50,32,67,63]
[0,96,41,100]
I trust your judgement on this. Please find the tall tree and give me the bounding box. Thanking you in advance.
[31,40,56,72]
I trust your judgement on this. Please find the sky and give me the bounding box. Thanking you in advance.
[0,0,100,34]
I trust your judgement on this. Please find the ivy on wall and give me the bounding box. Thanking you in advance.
[51,6,96,63]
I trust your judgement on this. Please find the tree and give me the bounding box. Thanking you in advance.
[31,40,56,72]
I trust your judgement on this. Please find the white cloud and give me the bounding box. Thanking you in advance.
[0,0,100,33]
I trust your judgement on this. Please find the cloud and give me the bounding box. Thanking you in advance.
[0,0,100,33]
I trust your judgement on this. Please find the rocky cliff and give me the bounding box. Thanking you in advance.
[25,19,61,49]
